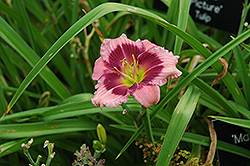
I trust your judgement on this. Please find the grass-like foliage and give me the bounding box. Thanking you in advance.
[1,0,250,165]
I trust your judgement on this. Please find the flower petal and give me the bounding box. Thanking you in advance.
[142,40,157,51]
[139,46,182,86]
[92,85,129,108]
[92,73,129,108]
[92,57,110,81]
[128,82,139,93]
[100,34,144,69]
[132,85,160,108]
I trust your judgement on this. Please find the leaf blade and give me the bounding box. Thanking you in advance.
[156,85,200,166]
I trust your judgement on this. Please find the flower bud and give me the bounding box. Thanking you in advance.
[97,124,107,145]
[92,140,102,151]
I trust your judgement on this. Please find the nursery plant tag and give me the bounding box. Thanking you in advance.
[212,119,250,166]
[153,0,250,34]
[189,0,250,34]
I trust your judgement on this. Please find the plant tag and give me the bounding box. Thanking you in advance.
[212,119,250,166]
[153,0,250,34]
[190,0,250,34]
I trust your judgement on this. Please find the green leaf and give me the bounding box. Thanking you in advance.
[156,85,200,166]
[179,67,240,117]
[211,116,250,129]
[0,138,28,158]
[186,144,201,164]
[228,100,250,119]
[174,0,191,54]
[234,46,250,107]
[71,0,79,24]
[0,2,22,23]
[23,0,47,22]
[0,43,21,86]
[141,108,154,143]
[15,0,37,52]
[0,81,6,116]
[0,119,96,139]
[0,16,71,114]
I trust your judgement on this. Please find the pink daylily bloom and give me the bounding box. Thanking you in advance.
[91,34,182,108]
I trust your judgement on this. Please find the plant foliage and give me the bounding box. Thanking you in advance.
[1,0,250,165]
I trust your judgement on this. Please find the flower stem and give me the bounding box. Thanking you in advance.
[83,25,96,76]
[22,149,36,166]
[121,103,139,127]
[141,107,155,144]
[35,155,42,165]
[44,140,55,166]
[94,151,101,159]
[46,157,53,166]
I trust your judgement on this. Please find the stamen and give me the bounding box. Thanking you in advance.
[116,55,143,84]
[131,54,137,80]
[114,67,134,83]
[120,58,126,64]
[121,57,132,73]
[120,58,126,72]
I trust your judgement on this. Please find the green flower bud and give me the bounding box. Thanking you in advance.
[97,123,107,145]
[92,140,102,151]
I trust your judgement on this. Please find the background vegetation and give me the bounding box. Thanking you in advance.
[1,0,250,165]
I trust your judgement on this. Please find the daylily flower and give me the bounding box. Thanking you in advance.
[91,34,182,109]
